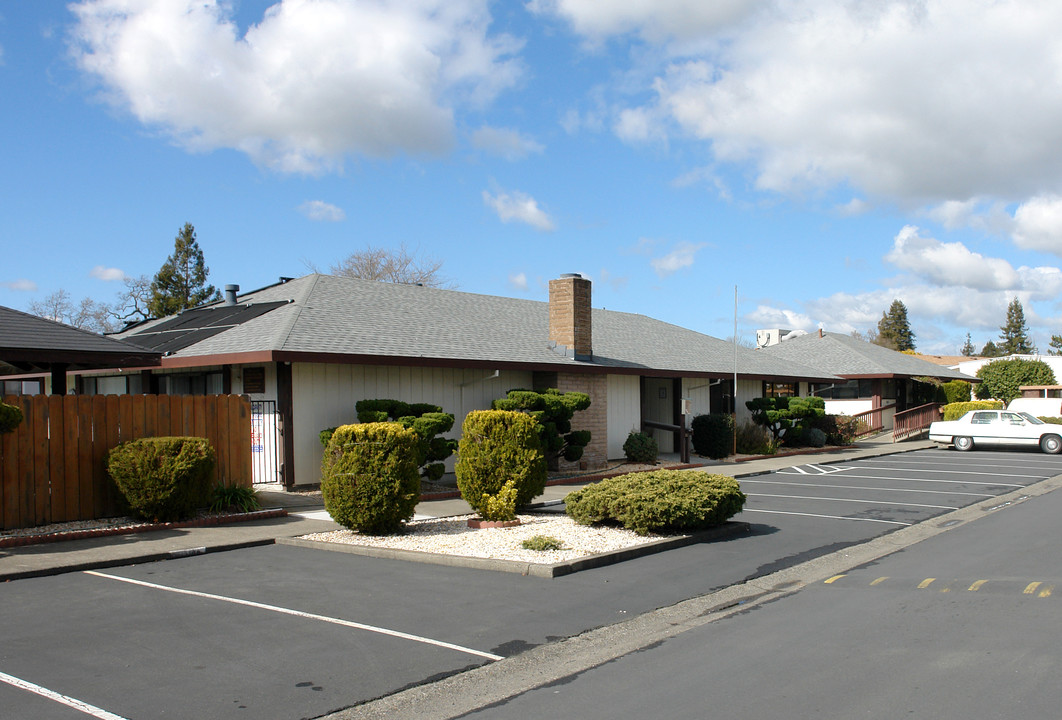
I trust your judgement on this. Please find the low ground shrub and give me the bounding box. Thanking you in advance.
[522,535,565,551]
[622,431,658,463]
[321,422,421,534]
[808,414,857,446]
[735,422,776,455]
[456,410,547,521]
[565,469,746,536]
[942,400,1004,421]
[106,437,215,522]
[691,414,733,459]
[0,401,23,434]
[210,484,261,513]
[1039,417,1062,425]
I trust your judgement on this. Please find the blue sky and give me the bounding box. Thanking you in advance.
[3,0,1062,355]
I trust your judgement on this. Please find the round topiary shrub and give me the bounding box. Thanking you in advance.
[456,410,547,521]
[0,401,23,435]
[565,469,746,536]
[321,422,421,535]
[106,437,216,522]
[691,413,734,459]
[622,431,658,463]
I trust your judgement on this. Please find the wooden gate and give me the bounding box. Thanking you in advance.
[0,394,251,531]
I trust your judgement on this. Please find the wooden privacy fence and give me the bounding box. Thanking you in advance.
[0,394,252,531]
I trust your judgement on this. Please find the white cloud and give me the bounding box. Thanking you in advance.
[508,272,529,291]
[835,199,868,217]
[563,0,1062,206]
[528,0,765,42]
[2,279,37,292]
[90,265,126,281]
[745,304,815,331]
[470,126,543,160]
[482,189,556,231]
[298,200,346,222]
[69,0,522,174]
[1012,195,1062,255]
[884,225,1062,298]
[650,241,706,277]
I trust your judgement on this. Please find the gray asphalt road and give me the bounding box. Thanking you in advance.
[1,448,1058,719]
[454,455,1062,720]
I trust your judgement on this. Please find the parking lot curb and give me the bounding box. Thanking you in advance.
[277,521,751,578]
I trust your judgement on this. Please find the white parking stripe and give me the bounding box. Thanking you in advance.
[84,571,503,662]
[0,670,129,720]
[747,493,957,510]
[847,465,1048,479]
[739,478,994,498]
[812,473,1026,488]
[740,509,911,526]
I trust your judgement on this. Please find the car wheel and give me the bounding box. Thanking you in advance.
[1041,435,1062,454]
[954,436,974,451]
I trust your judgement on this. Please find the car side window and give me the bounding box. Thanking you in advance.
[1003,412,1024,425]
[971,412,995,425]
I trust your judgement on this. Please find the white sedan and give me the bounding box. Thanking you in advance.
[929,410,1062,454]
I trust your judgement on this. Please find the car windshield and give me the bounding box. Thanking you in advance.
[1019,412,1045,425]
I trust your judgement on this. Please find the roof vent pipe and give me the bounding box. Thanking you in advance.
[224,284,240,306]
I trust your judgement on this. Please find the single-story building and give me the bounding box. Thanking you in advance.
[0,304,161,395]
[53,273,835,487]
[758,329,976,429]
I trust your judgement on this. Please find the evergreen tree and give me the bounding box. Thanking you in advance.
[876,299,915,351]
[980,340,1003,357]
[960,333,975,357]
[1049,334,1062,356]
[998,297,1035,355]
[147,223,221,317]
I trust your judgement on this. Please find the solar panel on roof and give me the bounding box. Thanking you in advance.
[126,301,286,354]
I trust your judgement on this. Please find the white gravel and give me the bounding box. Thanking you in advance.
[300,514,672,564]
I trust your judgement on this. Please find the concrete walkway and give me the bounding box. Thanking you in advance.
[0,438,934,581]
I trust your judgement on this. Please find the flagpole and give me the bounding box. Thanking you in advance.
[733,285,738,457]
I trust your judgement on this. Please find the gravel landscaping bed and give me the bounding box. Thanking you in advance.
[301,513,672,564]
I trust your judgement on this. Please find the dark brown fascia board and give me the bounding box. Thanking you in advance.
[0,348,161,368]
[158,349,839,383]
[838,372,980,382]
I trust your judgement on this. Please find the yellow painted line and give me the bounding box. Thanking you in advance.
[968,580,988,592]
[824,574,847,584]
[869,577,889,586]
[1024,582,1043,595]
[917,578,936,589]
[940,587,951,594]
[1039,586,1053,598]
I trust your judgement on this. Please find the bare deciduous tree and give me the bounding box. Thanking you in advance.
[329,245,453,288]
[28,289,117,334]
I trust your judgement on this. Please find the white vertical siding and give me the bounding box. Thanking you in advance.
[606,375,641,459]
[290,363,533,486]
[735,379,759,426]
[682,378,712,420]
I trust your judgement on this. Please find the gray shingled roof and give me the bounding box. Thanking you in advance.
[116,274,839,381]
[760,331,975,381]
[0,304,161,373]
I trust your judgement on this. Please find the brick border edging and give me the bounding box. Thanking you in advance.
[0,508,289,549]
[732,444,858,462]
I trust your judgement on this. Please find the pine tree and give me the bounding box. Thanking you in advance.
[1048,334,1062,356]
[980,340,1003,357]
[960,333,975,357]
[876,299,915,351]
[147,223,221,317]
[998,297,1035,355]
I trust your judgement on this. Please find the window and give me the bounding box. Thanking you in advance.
[763,382,797,398]
[158,371,225,396]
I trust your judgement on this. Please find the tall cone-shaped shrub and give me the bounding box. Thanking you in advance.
[321,422,421,535]
[456,410,547,520]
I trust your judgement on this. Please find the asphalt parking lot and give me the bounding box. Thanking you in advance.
[3,447,1060,720]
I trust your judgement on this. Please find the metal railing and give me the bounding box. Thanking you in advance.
[893,402,941,442]
[850,403,896,437]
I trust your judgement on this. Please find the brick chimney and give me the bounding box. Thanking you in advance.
[549,273,592,360]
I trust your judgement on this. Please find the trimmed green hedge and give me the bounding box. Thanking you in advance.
[691,413,733,459]
[622,431,658,463]
[942,400,1004,421]
[106,437,215,522]
[321,422,421,535]
[456,410,547,521]
[0,401,23,434]
[565,470,746,536]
